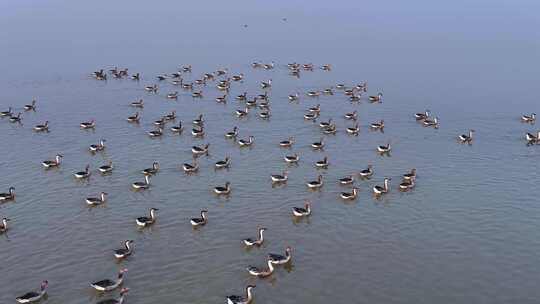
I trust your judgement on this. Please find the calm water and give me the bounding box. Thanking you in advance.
[1,0,540,303]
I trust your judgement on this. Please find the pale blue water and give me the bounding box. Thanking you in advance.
[1,1,540,303]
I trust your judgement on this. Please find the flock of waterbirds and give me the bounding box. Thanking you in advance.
[1,61,538,304]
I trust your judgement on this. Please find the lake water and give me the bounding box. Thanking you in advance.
[1,0,540,303]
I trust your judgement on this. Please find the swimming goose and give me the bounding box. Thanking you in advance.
[148,127,163,137]
[89,139,106,152]
[130,99,144,108]
[86,192,108,206]
[232,73,244,81]
[340,187,359,200]
[16,280,48,303]
[349,92,361,102]
[261,79,272,89]
[359,165,374,178]
[136,208,158,226]
[204,72,215,80]
[323,88,334,95]
[145,84,158,92]
[171,121,183,133]
[247,260,275,277]
[126,112,140,123]
[458,130,475,144]
[31,120,49,132]
[304,112,319,120]
[263,62,275,69]
[153,117,165,127]
[403,168,417,180]
[288,93,299,101]
[182,82,193,90]
[346,123,360,135]
[307,90,320,97]
[344,110,357,120]
[521,113,536,123]
[238,136,254,147]
[321,64,332,71]
[191,114,204,126]
[24,99,36,111]
[74,165,91,179]
[190,210,208,226]
[370,120,384,130]
[0,187,15,202]
[96,288,130,304]
[236,107,249,117]
[377,142,391,154]
[192,91,203,98]
[132,175,151,189]
[167,91,178,99]
[214,182,231,195]
[369,92,383,102]
[257,91,269,100]
[216,95,227,103]
[311,138,324,149]
[271,171,288,183]
[80,119,96,129]
[192,144,210,156]
[336,84,346,90]
[373,178,391,195]
[259,110,270,119]
[344,89,356,96]
[225,127,238,138]
[315,156,329,168]
[182,159,199,173]
[525,131,540,145]
[227,285,256,304]
[9,113,22,123]
[415,110,430,120]
[131,72,140,80]
[306,175,323,189]
[0,107,12,117]
[293,201,312,216]
[90,269,128,292]
[279,137,294,147]
[323,123,337,134]
[399,177,415,191]
[246,98,257,107]
[319,118,333,129]
[339,175,354,185]
[192,126,205,137]
[142,162,159,175]
[0,218,10,233]
[236,92,247,101]
[284,153,299,163]
[99,161,114,174]
[243,228,266,246]
[182,65,192,72]
[114,241,134,259]
[423,116,439,127]
[215,156,231,169]
[42,154,62,168]
[258,100,270,109]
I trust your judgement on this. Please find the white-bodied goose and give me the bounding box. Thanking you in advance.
[279,137,294,147]
[114,241,134,259]
[42,154,62,168]
[0,187,15,201]
[215,156,231,169]
[74,165,91,179]
[86,192,108,206]
[132,175,151,190]
[126,112,140,123]
[243,228,267,246]
[214,182,231,195]
[359,165,374,178]
[268,246,293,264]
[284,153,299,163]
[373,178,391,195]
[192,144,210,156]
[238,136,254,147]
[89,139,106,152]
[0,218,10,233]
[271,171,288,183]
[80,119,96,129]
[227,285,256,304]
[99,161,113,174]
[136,208,158,226]
[247,259,275,277]
[142,162,159,175]
[191,210,208,226]
[458,130,474,144]
[90,269,128,292]
[96,288,129,304]
[16,280,48,303]
[306,175,323,189]
[341,187,359,200]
